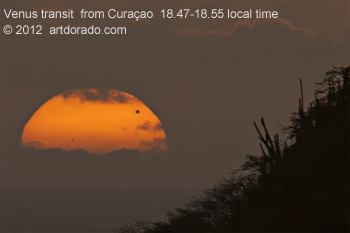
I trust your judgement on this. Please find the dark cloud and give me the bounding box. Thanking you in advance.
[22,141,44,150]
[154,123,164,131]
[102,148,143,159]
[22,143,164,157]
[136,122,164,131]
[139,138,167,153]
[61,89,132,104]
[137,121,152,130]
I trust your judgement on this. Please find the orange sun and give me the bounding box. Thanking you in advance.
[22,89,167,154]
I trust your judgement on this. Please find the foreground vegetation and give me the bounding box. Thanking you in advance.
[119,66,349,232]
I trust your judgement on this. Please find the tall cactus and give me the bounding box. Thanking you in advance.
[253,118,282,174]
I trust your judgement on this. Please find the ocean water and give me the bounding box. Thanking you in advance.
[1,189,201,233]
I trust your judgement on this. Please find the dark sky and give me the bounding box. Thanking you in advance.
[1,1,349,189]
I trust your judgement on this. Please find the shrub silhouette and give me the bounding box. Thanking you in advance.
[118,66,349,233]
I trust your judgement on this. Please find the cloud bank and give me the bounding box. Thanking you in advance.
[172,18,315,38]
[61,89,134,104]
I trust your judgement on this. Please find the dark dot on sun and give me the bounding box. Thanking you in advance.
[135,110,140,114]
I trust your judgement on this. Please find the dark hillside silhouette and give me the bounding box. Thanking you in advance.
[119,66,350,233]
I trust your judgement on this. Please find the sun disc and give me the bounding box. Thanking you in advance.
[21,89,167,154]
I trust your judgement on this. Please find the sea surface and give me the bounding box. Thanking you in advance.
[1,189,201,233]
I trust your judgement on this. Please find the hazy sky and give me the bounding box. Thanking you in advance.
[1,0,349,189]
